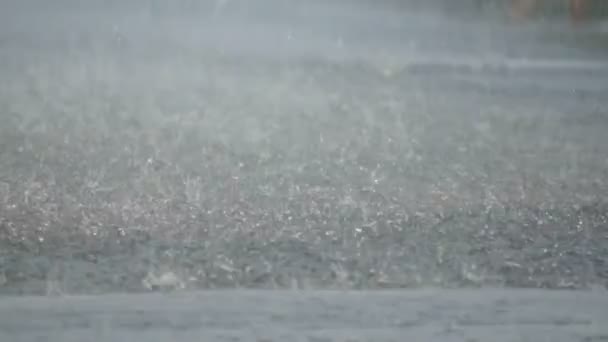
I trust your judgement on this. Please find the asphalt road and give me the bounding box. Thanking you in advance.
[2,289,608,342]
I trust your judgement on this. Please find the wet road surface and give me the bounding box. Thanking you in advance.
[0,0,607,294]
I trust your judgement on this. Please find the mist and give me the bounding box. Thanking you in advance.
[0,0,607,295]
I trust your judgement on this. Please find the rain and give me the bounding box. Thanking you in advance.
[0,0,607,296]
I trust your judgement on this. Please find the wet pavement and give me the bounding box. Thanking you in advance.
[0,0,607,295]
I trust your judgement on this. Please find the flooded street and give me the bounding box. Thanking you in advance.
[0,0,607,295]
